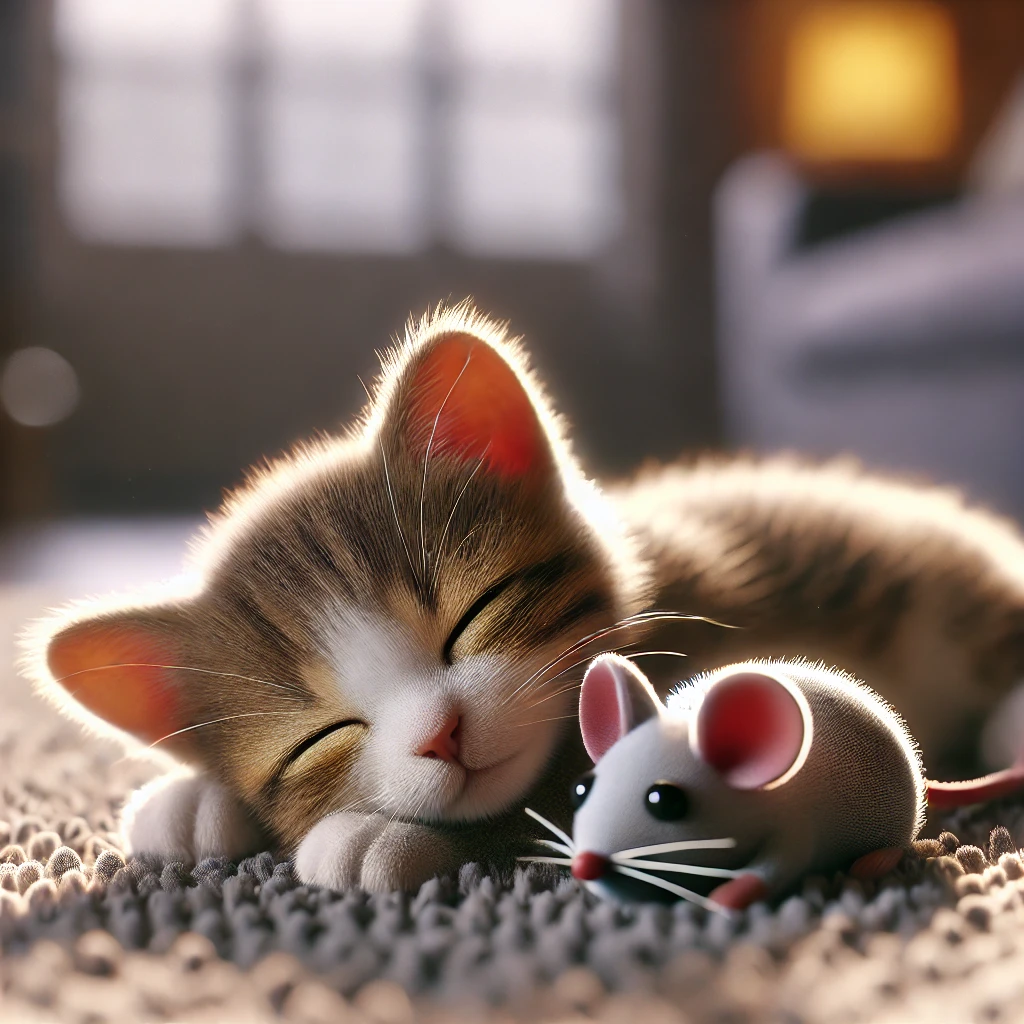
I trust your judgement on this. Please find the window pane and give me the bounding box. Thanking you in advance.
[447,98,618,258]
[55,0,240,61]
[258,0,424,61]
[444,0,620,258]
[446,0,616,79]
[258,73,426,252]
[59,65,237,246]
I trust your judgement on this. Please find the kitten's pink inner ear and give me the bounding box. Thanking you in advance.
[48,622,186,749]
[405,333,551,480]
[695,671,809,790]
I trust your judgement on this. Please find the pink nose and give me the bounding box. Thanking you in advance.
[416,714,462,762]
[571,851,610,881]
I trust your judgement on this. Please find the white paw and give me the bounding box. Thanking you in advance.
[294,812,457,892]
[121,769,265,863]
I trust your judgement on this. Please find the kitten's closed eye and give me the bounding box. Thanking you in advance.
[278,719,367,778]
[443,553,607,665]
[442,574,519,665]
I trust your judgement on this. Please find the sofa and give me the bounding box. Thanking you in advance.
[714,152,1024,522]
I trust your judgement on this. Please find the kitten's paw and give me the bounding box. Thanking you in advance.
[295,812,458,892]
[121,769,265,863]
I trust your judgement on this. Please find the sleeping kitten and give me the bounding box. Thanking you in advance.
[24,304,1024,890]
[26,306,651,889]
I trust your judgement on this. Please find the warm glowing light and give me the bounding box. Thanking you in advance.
[783,0,961,163]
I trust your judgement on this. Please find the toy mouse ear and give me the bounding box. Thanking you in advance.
[694,668,811,790]
[579,654,661,762]
[390,328,556,484]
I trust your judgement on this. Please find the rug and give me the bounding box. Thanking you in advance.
[4,585,1024,1024]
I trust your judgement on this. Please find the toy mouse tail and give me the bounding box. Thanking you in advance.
[926,762,1024,809]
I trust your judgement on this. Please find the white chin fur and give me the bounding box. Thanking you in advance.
[373,720,562,823]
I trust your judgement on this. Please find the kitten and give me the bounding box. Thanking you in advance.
[25,306,651,889]
[24,304,1024,890]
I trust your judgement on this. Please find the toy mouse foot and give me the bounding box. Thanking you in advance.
[849,846,905,880]
[708,873,768,910]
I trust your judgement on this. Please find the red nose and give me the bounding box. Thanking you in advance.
[416,714,462,763]
[571,851,610,881]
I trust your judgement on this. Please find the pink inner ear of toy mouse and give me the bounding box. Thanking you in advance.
[579,659,628,762]
[695,671,807,789]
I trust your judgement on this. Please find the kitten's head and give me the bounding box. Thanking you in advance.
[26,305,650,846]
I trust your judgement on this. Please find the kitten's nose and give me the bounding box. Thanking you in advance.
[416,714,462,763]
[571,851,610,881]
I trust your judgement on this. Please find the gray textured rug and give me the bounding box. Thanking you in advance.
[5,586,1024,1023]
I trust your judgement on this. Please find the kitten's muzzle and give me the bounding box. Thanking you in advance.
[416,713,462,764]
[571,851,610,881]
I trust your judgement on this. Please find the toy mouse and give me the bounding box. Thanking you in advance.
[523,654,1024,911]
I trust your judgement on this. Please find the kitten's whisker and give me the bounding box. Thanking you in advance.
[514,647,692,715]
[515,679,584,714]
[629,651,690,661]
[149,710,302,748]
[420,351,472,582]
[535,839,573,856]
[431,444,490,590]
[53,662,306,697]
[380,438,420,591]
[501,621,644,707]
[515,712,578,728]
[512,642,654,713]
[612,859,741,879]
[612,865,727,914]
[524,807,575,851]
[504,611,729,708]
[509,636,709,717]
[517,856,574,866]
[613,837,737,860]
[446,525,481,567]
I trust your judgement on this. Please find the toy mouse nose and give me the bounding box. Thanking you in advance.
[416,714,462,763]
[571,851,610,881]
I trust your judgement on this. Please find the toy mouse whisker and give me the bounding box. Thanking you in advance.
[524,807,575,851]
[613,865,727,913]
[535,838,573,856]
[613,837,736,860]
[612,858,741,879]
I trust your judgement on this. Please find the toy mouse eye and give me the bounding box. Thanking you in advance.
[570,772,595,810]
[645,781,689,821]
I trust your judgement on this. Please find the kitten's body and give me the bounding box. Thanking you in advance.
[613,458,1024,774]
[26,306,1024,890]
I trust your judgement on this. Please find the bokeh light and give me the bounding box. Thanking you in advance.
[1,347,80,428]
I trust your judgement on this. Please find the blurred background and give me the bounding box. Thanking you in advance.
[0,0,1023,594]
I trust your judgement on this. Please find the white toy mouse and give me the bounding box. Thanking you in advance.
[523,654,1024,911]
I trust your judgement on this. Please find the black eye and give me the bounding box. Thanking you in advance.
[571,772,595,810]
[645,782,689,821]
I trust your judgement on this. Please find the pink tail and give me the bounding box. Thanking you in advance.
[927,763,1024,809]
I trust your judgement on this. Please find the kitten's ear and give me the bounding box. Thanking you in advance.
[389,328,556,484]
[579,654,661,762]
[693,669,811,790]
[41,605,198,760]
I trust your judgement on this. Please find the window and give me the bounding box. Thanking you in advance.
[54,0,621,259]
[445,0,619,257]
[56,0,240,245]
